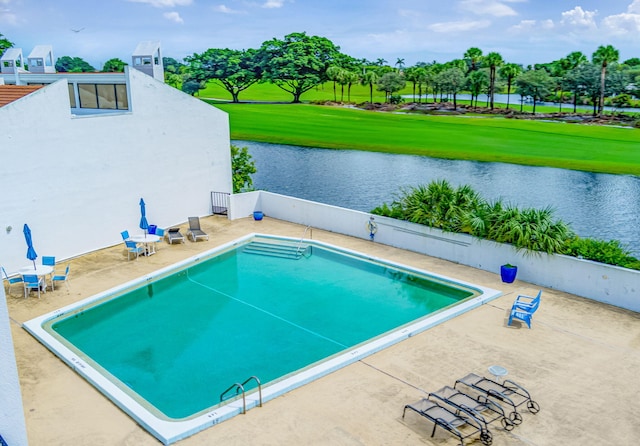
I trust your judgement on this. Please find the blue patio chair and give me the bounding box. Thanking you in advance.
[52,264,71,291]
[2,266,24,296]
[121,230,130,241]
[23,274,44,299]
[155,228,165,250]
[125,240,145,260]
[42,256,56,289]
[508,290,542,329]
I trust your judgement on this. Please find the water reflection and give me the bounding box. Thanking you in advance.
[239,140,640,256]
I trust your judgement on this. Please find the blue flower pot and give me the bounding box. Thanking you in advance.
[253,211,264,221]
[500,265,518,283]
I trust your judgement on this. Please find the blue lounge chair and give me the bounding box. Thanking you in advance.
[121,230,130,241]
[52,264,71,291]
[508,290,541,329]
[2,266,24,296]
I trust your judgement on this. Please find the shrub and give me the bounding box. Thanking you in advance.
[561,237,640,270]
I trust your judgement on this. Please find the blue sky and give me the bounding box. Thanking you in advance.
[1,0,639,69]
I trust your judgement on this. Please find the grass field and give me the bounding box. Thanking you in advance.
[210,101,640,175]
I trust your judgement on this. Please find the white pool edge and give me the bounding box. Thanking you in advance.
[23,233,502,445]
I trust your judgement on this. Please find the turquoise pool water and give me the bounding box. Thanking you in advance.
[25,235,498,444]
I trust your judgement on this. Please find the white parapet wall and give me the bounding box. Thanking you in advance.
[230,191,640,313]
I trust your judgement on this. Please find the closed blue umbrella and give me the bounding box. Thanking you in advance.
[23,223,38,269]
[139,198,149,236]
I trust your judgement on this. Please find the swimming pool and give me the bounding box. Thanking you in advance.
[24,234,501,444]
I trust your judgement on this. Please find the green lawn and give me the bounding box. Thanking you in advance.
[211,102,640,176]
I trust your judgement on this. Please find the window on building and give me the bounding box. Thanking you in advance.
[77,83,129,110]
[3,61,13,67]
[68,84,76,108]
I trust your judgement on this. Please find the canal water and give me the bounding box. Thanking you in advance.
[239,141,640,257]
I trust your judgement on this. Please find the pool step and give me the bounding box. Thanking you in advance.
[243,241,310,260]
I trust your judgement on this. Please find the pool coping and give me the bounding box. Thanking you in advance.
[22,233,502,445]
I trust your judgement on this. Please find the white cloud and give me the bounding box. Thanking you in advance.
[128,0,192,8]
[602,13,640,35]
[429,19,492,33]
[214,4,245,14]
[629,0,640,14]
[262,0,284,9]
[458,0,518,17]
[163,11,184,23]
[560,6,598,28]
[0,7,17,25]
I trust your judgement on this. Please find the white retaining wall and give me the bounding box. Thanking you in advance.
[231,191,639,313]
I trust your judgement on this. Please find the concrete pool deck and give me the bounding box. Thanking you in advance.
[6,215,640,445]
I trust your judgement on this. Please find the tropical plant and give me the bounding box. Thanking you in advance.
[0,32,14,57]
[55,56,95,72]
[463,47,483,73]
[361,69,380,103]
[561,237,640,269]
[592,45,620,116]
[437,67,466,109]
[467,69,489,108]
[498,63,522,110]
[231,144,257,193]
[483,52,504,109]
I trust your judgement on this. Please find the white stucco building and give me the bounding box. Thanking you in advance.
[0,45,231,445]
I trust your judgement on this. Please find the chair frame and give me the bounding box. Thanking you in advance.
[402,397,488,446]
[2,266,24,296]
[187,216,209,242]
[23,274,44,299]
[454,373,540,424]
[508,290,541,329]
[52,264,71,291]
[428,385,514,436]
[167,227,185,244]
[125,240,145,260]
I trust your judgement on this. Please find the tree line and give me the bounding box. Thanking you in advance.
[2,31,639,116]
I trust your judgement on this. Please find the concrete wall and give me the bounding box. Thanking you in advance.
[0,68,231,274]
[231,191,640,312]
[0,286,29,446]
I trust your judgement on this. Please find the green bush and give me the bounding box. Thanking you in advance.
[371,180,640,270]
[561,237,640,270]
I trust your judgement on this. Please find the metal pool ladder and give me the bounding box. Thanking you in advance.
[220,375,263,414]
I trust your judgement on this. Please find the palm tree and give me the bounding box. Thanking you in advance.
[467,70,488,108]
[326,66,341,102]
[463,47,483,73]
[498,63,522,110]
[484,52,504,109]
[361,69,380,103]
[395,58,405,72]
[592,45,620,116]
[562,51,588,112]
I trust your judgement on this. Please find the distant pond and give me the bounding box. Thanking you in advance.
[238,140,640,257]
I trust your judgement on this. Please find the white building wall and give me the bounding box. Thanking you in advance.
[0,287,29,446]
[0,67,231,274]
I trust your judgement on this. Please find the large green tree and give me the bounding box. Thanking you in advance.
[102,58,127,72]
[186,48,262,103]
[361,69,380,103]
[592,45,619,116]
[258,32,340,103]
[515,69,554,113]
[437,67,466,110]
[55,56,95,72]
[376,71,406,103]
[463,47,483,73]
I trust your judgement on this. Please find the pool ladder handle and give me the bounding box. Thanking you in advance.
[295,225,312,257]
[220,375,263,414]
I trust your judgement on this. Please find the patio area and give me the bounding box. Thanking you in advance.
[6,215,640,445]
